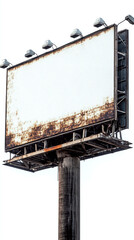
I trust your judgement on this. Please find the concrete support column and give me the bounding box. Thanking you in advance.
[57,151,80,240]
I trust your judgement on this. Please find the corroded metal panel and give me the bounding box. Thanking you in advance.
[6,25,117,150]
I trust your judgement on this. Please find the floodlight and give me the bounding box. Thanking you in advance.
[0,59,11,69]
[70,28,83,38]
[125,15,134,24]
[25,49,37,58]
[118,14,134,25]
[42,40,57,50]
[93,18,107,28]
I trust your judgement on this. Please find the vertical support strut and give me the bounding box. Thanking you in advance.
[57,151,80,240]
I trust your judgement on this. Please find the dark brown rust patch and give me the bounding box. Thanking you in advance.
[6,99,114,149]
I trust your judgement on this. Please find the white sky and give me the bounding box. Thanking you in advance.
[0,1,134,240]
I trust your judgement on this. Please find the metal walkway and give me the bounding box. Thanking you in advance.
[4,133,132,172]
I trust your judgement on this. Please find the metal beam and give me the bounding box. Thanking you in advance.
[84,141,106,150]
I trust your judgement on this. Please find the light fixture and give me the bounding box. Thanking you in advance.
[42,40,57,50]
[93,18,107,28]
[125,15,134,24]
[117,14,134,46]
[118,15,134,25]
[25,49,37,58]
[70,28,83,38]
[0,59,12,69]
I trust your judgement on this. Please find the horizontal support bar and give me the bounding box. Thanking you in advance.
[84,141,106,150]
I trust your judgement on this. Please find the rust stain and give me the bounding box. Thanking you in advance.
[6,99,114,149]
[44,144,62,153]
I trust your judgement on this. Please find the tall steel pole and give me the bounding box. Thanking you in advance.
[57,151,80,240]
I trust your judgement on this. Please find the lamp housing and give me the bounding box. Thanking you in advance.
[70,28,83,38]
[125,15,134,25]
[0,59,11,68]
[94,18,107,28]
[42,40,54,49]
[25,49,36,58]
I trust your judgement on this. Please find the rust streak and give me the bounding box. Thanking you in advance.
[44,144,62,153]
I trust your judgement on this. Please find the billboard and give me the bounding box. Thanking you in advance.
[5,25,117,151]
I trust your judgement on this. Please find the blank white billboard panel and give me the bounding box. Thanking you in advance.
[6,25,117,150]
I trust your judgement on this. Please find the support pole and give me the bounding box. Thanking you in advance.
[57,151,80,240]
